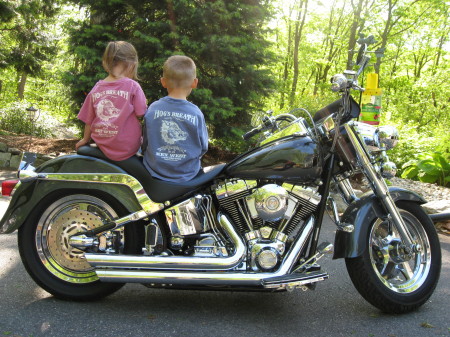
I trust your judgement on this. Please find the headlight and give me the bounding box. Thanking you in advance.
[376,126,399,150]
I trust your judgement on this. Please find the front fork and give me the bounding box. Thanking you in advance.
[344,124,415,247]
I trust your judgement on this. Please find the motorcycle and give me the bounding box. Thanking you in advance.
[0,43,441,313]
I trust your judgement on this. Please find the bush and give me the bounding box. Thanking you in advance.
[0,101,58,138]
[401,152,450,187]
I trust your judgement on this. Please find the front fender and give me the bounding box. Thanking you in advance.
[0,154,143,234]
[333,187,427,259]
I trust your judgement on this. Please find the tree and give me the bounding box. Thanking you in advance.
[0,0,60,99]
[65,0,275,150]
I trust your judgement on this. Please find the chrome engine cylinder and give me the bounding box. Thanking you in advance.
[246,184,289,221]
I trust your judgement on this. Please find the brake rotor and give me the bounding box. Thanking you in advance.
[47,209,104,271]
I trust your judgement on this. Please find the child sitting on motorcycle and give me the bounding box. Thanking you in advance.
[76,41,147,161]
[142,55,208,182]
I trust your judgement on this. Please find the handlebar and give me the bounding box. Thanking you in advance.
[242,126,262,141]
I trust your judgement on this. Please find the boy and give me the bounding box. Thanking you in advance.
[143,55,208,182]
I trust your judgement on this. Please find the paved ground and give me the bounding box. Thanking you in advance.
[0,177,449,337]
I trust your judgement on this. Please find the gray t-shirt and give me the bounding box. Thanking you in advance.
[143,96,208,182]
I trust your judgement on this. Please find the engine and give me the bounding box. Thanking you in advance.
[155,180,320,272]
[215,180,320,271]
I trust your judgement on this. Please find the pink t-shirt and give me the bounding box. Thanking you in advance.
[78,78,147,161]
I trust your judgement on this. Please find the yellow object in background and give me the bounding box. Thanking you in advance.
[360,73,382,125]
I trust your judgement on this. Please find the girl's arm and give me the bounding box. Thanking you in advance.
[75,124,92,150]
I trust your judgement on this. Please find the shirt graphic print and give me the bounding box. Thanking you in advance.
[78,78,147,161]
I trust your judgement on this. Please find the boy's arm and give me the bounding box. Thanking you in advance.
[200,116,208,156]
[75,124,92,150]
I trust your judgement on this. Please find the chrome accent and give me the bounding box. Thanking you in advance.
[215,179,257,199]
[282,183,321,205]
[170,236,184,250]
[248,230,287,271]
[165,195,209,236]
[327,196,354,232]
[18,169,38,180]
[381,161,397,179]
[345,123,414,246]
[245,229,262,241]
[336,178,358,204]
[259,226,273,239]
[35,195,120,284]
[69,234,98,249]
[294,241,333,273]
[85,213,245,270]
[317,114,335,135]
[368,213,431,293]
[193,233,228,258]
[263,272,329,290]
[376,125,399,150]
[37,173,164,215]
[246,184,288,221]
[94,216,315,285]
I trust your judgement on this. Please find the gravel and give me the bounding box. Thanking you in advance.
[389,177,450,203]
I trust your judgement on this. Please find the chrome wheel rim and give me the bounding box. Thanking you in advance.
[35,195,118,284]
[369,210,431,293]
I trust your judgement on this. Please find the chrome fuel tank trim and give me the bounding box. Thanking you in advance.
[36,173,164,214]
[93,216,315,283]
[85,213,246,270]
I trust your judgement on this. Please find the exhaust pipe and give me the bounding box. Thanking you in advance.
[85,213,246,271]
[94,216,316,286]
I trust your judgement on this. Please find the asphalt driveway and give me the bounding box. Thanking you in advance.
[0,207,449,337]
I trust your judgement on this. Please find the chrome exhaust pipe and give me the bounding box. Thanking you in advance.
[95,217,315,286]
[85,213,246,271]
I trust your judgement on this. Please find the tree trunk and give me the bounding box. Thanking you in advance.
[346,0,365,70]
[280,9,293,110]
[17,72,27,100]
[289,0,308,106]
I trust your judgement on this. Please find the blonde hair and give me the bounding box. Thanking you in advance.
[163,55,196,89]
[102,41,139,79]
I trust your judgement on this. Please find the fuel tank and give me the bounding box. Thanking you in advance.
[225,135,322,183]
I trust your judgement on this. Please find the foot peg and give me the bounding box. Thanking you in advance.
[294,241,333,273]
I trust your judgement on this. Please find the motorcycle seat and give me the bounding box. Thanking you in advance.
[77,146,226,203]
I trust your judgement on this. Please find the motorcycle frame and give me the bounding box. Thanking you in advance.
[0,126,428,265]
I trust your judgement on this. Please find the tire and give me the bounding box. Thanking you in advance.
[18,193,139,301]
[345,201,441,313]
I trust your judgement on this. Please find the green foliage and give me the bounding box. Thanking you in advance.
[401,152,450,187]
[0,101,56,138]
[64,0,275,151]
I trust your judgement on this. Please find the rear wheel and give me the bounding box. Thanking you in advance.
[345,201,441,313]
[18,193,138,301]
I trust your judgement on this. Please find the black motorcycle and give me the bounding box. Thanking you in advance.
[0,43,441,313]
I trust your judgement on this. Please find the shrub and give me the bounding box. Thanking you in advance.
[401,152,450,187]
[0,101,57,138]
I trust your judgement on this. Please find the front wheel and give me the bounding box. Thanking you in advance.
[345,201,441,313]
[18,193,139,301]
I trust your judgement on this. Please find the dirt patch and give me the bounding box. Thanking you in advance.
[0,134,78,155]
[0,133,237,165]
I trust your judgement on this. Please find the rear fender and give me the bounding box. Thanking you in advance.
[0,154,145,234]
[333,187,427,259]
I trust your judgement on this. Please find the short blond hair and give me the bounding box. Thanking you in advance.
[163,55,196,89]
[102,41,139,79]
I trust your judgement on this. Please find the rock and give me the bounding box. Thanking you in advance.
[422,200,450,214]
[9,154,23,169]
[7,148,22,155]
[0,142,8,152]
[0,152,11,167]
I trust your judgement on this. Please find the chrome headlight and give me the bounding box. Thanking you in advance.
[376,126,399,150]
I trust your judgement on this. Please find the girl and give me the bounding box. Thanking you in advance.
[76,41,147,161]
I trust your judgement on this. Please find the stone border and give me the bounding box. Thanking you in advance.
[0,142,23,169]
